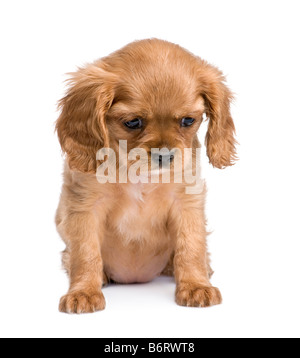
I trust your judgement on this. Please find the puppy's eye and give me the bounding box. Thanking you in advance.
[124,118,143,130]
[181,117,195,127]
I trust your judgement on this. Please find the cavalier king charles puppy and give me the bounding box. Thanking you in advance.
[55,39,237,314]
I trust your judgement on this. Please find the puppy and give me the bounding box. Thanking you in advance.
[55,39,237,314]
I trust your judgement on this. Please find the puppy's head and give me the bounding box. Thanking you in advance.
[56,39,237,173]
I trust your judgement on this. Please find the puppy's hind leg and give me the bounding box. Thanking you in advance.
[206,253,214,279]
[61,248,71,275]
[161,254,174,277]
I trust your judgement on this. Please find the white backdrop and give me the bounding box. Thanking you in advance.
[0,0,299,338]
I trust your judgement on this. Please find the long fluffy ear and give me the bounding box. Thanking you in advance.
[56,64,115,173]
[198,61,237,169]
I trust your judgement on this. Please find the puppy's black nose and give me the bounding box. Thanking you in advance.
[159,154,175,166]
[152,150,176,168]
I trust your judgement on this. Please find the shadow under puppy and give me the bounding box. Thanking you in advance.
[56,39,237,314]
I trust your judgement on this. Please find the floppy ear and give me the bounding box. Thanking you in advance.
[56,64,115,173]
[198,61,237,169]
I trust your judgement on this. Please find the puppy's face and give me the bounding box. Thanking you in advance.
[56,39,237,173]
[106,68,205,174]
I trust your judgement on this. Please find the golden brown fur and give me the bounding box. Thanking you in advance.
[56,39,237,313]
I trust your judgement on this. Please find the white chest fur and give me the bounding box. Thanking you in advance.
[112,183,173,244]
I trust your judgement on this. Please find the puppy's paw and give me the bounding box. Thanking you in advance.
[59,290,106,314]
[175,283,222,308]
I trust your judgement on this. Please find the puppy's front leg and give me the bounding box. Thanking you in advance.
[174,204,222,308]
[59,212,106,314]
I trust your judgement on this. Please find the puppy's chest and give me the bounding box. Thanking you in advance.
[108,184,173,239]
